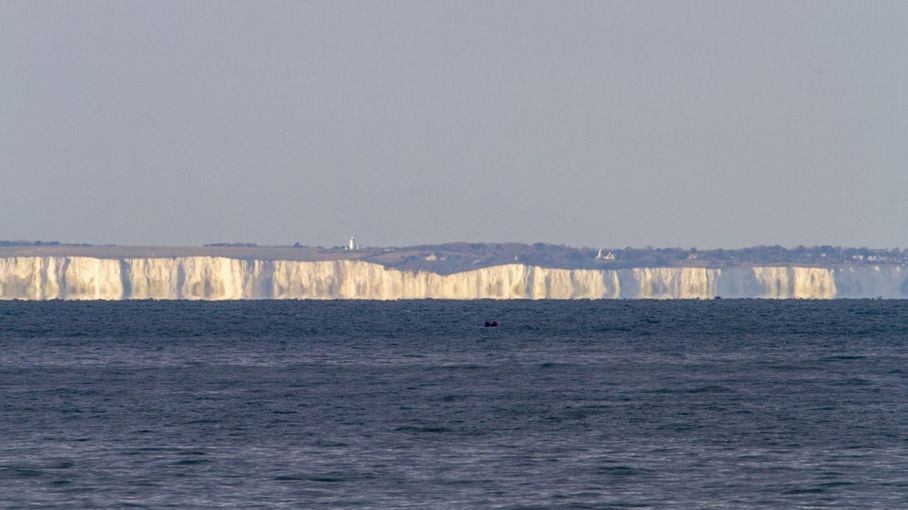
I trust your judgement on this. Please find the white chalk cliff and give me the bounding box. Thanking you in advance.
[0,256,906,300]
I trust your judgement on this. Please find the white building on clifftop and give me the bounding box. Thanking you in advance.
[595,249,616,261]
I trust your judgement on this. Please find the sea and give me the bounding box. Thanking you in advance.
[1,300,906,509]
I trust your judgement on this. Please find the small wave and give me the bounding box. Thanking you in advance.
[273,474,304,481]
[177,449,207,456]
[394,425,452,434]
[838,378,871,386]
[305,475,346,483]
[781,486,828,495]
[3,467,43,478]
[184,419,218,425]
[174,458,212,466]
[313,440,349,448]
[437,364,486,370]
[818,480,856,488]
[594,465,644,477]
[687,385,735,393]
[820,355,866,361]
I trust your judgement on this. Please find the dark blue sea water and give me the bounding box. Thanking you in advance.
[1,300,906,508]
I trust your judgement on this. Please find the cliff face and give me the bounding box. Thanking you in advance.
[1,256,906,300]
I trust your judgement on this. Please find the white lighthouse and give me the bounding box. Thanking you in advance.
[347,236,358,251]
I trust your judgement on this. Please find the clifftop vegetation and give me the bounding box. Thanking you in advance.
[1,241,904,274]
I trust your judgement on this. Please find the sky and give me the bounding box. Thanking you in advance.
[1,1,906,249]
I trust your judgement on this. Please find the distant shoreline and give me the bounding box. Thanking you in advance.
[3,245,907,299]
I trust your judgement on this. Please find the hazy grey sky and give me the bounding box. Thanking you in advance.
[1,1,906,248]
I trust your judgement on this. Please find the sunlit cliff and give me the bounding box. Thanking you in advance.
[0,256,906,300]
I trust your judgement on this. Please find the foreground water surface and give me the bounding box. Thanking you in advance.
[1,300,906,508]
